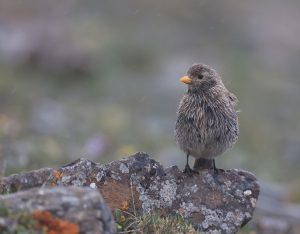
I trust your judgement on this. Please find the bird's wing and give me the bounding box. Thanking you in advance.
[227,91,238,107]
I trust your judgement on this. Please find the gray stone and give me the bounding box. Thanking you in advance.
[0,187,115,234]
[0,152,260,233]
[255,217,292,234]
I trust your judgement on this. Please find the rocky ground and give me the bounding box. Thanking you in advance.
[0,152,260,233]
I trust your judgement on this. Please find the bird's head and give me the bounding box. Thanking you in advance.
[180,63,221,93]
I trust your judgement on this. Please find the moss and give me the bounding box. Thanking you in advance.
[0,211,44,234]
[7,183,19,194]
[0,209,80,234]
[15,213,44,234]
[0,183,19,195]
[0,202,9,216]
[0,204,43,234]
[137,213,198,234]
[113,209,198,234]
[237,224,256,234]
[0,186,10,195]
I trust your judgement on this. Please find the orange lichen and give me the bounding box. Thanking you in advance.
[32,211,79,234]
[51,170,63,186]
[53,170,62,180]
[120,201,129,211]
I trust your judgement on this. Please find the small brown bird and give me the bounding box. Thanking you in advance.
[175,63,239,174]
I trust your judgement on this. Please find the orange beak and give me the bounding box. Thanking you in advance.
[179,76,192,84]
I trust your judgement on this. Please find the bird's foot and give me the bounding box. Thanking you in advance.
[209,167,226,182]
[216,168,225,173]
[210,159,225,175]
[183,164,199,177]
[209,167,224,175]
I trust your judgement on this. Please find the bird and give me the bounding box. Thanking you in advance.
[175,63,239,175]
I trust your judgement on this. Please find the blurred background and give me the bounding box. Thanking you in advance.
[0,0,299,233]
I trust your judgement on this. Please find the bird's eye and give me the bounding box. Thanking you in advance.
[197,74,203,79]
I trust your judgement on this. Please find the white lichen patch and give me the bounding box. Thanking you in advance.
[235,210,245,223]
[243,190,252,196]
[71,178,86,186]
[221,223,228,230]
[190,184,199,193]
[111,173,121,180]
[224,180,232,187]
[224,210,244,232]
[210,230,222,234]
[149,183,158,191]
[140,194,161,213]
[69,173,87,186]
[245,212,251,219]
[199,206,244,233]
[89,182,97,189]
[119,163,129,174]
[203,173,215,185]
[159,180,177,207]
[136,181,158,213]
[37,189,45,195]
[184,191,191,196]
[250,197,257,207]
[201,206,225,230]
[180,202,200,218]
[109,169,121,180]
[61,175,71,184]
[95,166,106,182]
[137,179,177,213]
[21,178,28,184]
[225,211,235,221]
[129,174,140,186]
[138,182,161,213]
[235,189,243,197]
[85,161,92,168]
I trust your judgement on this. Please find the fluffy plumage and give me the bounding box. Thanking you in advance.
[175,63,239,173]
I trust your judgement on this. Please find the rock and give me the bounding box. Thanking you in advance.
[251,182,300,234]
[0,152,260,233]
[255,183,300,225]
[0,186,115,234]
[255,217,292,234]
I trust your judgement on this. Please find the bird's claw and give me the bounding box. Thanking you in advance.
[183,164,199,176]
[212,167,225,174]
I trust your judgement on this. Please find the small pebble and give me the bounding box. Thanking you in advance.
[243,190,252,196]
[89,182,97,189]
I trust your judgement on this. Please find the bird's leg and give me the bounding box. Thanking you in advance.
[186,154,189,168]
[212,159,224,174]
[212,159,218,175]
[213,159,216,171]
[183,154,191,173]
[183,154,198,176]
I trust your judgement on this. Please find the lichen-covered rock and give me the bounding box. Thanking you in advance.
[0,187,115,234]
[0,152,260,233]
